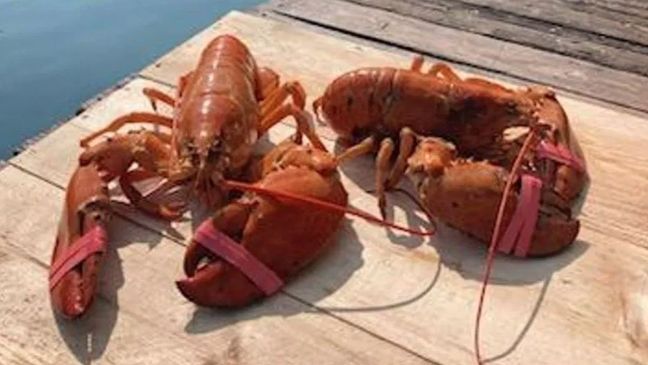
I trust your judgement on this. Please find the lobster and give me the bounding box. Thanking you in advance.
[49,35,324,318]
[314,56,586,257]
[315,56,587,364]
[176,138,348,307]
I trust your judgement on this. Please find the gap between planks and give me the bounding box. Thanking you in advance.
[340,0,648,77]
[455,0,648,47]
[264,0,648,114]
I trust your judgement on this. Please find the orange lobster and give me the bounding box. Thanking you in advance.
[315,57,587,364]
[176,138,348,307]
[49,35,324,318]
[314,56,586,257]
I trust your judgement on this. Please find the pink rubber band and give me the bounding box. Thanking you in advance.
[498,175,543,257]
[193,220,284,296]
[49,225,107,290]
[537,140,586,172]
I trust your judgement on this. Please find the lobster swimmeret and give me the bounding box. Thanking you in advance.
[314,57,586,257]
[49,35,323,318]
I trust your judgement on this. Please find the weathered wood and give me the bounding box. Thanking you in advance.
[0,249,207,365]
[0,165,430,365]
[341,0,648,76]
[9,11,648,363]
[264,0,648,112]
[457,0,648,46]
[579,0,648,19]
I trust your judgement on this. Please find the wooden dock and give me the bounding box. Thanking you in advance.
[2,1,648,364]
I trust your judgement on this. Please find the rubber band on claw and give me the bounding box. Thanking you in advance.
[49,226,107,291]
[193,220,284,296]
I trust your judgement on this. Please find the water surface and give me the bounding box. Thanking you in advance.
[0,0,263,158]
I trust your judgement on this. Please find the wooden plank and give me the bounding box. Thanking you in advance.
[9,14,648,364]
[341,0,648,76]
[0,242,212,365]
[0,165,430,365]
[263,0,648,112]
[580,0,648,19]
[251,4,588,96]
[458,0,648,46]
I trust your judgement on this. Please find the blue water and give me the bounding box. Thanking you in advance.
[0,0,263,158]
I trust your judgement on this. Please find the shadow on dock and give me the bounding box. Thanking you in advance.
[52,217,166,364]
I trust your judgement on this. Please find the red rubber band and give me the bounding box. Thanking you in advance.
[49,225,107,291]
[498,175,542,257]
[537,140,586,172]
[223,180,435,237]
[193,220,284,296]
[475,131,537,364]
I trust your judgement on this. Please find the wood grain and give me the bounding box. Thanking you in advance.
[458,0,648,46]
[341,0,648,76]
[580,0,648,19]
[264,0,648,112]
[0,253,207,365]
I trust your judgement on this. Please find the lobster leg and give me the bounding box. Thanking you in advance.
[119,169,185,220]
[143,88,176,111]
[427,63,462,82]
[177,71,193,99]
[334,128,415,214]
[410,55,425,72]
[258,103,327,151]
[464,78,513,93]
[336,136,376,163]
[376,138,395,218]
[415,58,511,93]
[260,81,307,114]
[80,112,174,147]
[257,67,280,100]
[386,127,417,189]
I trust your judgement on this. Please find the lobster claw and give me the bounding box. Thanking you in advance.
[176,218,283,307]
[176,238,235,307]
[49,165,111,318]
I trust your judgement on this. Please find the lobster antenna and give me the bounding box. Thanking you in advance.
[223,180,436,237]
[473,130,537,365]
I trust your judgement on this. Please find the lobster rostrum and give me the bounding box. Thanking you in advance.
[314,56,586,257]
[176,138,349,307]
[49,35,324,318]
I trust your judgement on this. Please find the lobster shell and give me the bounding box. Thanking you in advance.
[177,141,348,307]
[316,61,587,256]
